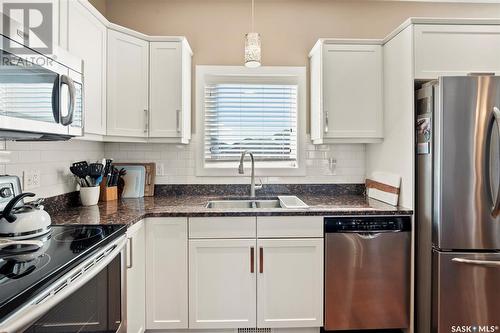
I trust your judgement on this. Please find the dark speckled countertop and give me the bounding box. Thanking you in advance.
[48,189,413,227]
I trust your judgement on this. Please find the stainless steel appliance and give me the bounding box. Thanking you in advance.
[0,175,51,239]
[324,216,411,331]
[416,76,500,333]
[0,15,83,140]
[0,225,127,332]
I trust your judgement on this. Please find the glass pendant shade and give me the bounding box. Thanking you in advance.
[245,32,261,68]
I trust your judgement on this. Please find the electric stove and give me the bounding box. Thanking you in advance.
[0,224,126,324]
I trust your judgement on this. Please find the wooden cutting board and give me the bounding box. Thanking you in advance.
[366,171,401,206]
[114,162,156,197]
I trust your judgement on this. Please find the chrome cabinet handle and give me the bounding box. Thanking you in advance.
[250,247,255,273]
[452,257,500,268]
[488,106,500,215]
[127,237,133,269]
[144,109,149,134]
[324,110,329,133]
[176,109,181,133]
[259,247,264,274]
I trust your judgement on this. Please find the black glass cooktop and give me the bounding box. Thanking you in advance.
[0,224,126,323]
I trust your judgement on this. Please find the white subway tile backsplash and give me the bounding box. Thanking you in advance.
[0,140,104,199]
[104,136,366,184]
[0,134,366,199]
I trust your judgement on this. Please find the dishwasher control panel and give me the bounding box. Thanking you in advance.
[324,216,412,233]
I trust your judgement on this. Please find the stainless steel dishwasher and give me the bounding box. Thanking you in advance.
[324,216,411,331]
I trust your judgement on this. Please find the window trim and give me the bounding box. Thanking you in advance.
[196,65,307,177]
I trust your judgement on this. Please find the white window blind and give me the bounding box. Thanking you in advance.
[204,83,298,166]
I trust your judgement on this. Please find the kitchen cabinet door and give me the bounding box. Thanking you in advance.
[414,25,500,79]
[149,41,181,138]
[107,29,149,137]
[310,42,383,143]
[149,41,192,142]
[323,44,383,141]
[145,218,188,329]
[126,221,145,333]
[257,238,323,328]
[67,0,107,136]
[189,239,257,329]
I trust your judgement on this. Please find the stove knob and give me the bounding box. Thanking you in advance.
[0,187,12,198]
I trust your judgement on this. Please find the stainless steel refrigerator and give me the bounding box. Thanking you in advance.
[416,76,500,333]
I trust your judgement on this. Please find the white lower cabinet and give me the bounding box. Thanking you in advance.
[189,239,257,329]
[126,220,146,333]
[187,216,324,331]
[257,238,324,328]
[138,216,323,331]
[145,217,188,330]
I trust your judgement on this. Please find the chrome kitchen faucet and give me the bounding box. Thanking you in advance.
[238,150,262,198]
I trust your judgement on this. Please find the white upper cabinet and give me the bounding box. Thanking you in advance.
[149,41,192,142]
[107,29,149,137]
[67,1,107,136]
[309,41,383,144]
[414,25,500,79]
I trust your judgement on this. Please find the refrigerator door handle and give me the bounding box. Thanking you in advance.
[488,106,500,215]
[452,257,500,268]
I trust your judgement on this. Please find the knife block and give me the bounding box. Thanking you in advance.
[99,178,118,202]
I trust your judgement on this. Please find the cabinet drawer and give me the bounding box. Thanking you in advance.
[414,25,500,79]
[189,217,256,238]
[257,216,323,238]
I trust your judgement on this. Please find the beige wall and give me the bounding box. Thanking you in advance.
[89,0,106,16]
[94,0,500,67]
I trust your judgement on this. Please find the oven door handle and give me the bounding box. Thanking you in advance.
[0,236,126,333]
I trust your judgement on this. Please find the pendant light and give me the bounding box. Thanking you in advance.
[244,0,261,68]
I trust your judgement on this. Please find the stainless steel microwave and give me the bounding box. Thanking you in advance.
[0,16,83,140]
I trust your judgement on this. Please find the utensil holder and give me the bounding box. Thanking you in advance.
[80,186,100,206]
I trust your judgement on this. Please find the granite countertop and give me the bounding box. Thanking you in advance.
[48,192,413,227]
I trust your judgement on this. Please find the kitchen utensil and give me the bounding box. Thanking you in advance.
[70,161,90,187]
[0,239,43,250]
[120,166,146,198]
[88,163,104,178]
[88,163,104,186]
[104,159,113,186]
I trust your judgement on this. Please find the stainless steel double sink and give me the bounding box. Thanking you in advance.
[205,196,309,209]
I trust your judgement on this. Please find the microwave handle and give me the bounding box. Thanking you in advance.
[59,75,75,126]
[51,76,60,123]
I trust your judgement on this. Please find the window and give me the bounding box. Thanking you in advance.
[196,66,306,176]
[204,83,297,165]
